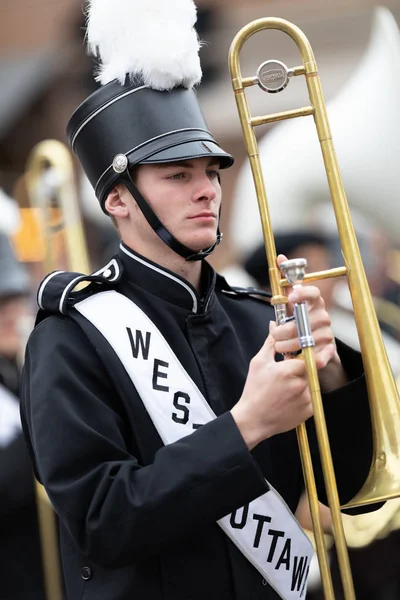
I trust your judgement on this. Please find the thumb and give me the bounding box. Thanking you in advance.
[269,319,278,338]
[277,254,288,269]
[260,321,277,359]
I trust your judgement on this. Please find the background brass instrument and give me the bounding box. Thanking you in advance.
[15,139,90,600]
[229,13,400,600]
[24,140,90,275]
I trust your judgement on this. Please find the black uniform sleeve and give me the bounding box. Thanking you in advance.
[309,338,378,512]
[20,315,268,568]
[0,433,37,525]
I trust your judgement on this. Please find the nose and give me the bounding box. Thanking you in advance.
[192,172,218,203]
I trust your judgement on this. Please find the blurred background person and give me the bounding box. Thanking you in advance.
[311,205,400,347]
[243,230,400,380]
[0,231,46,600]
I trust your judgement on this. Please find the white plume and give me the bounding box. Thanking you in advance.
[86,0,202,90]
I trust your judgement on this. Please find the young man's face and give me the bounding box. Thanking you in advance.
[130,157,222,253]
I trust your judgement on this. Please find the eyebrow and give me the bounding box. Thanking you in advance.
[156,159,220,169]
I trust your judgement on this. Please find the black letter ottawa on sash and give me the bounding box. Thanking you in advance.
[291,555,310,593]
[230,505,249,529]
[127,328,151,360]
[275,538,292,571]
[152,359,170,392]
[266,529,285,563]
[252,514,272,548]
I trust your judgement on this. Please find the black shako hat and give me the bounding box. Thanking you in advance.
[67,79,233,211]
[66,0,234,261]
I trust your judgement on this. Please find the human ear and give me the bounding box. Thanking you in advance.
[104,184,129,219]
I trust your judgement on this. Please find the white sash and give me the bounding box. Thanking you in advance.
[75,290,313,599]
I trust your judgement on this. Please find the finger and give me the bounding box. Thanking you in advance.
[274,337,302,356]
[270,321,305,360]
[277,330,335,362]
[308,310,332,333]
[314,343,336,370]
[301,392,314,421]
[282,357,307,378]
[288,285,323,308]
[311,326,334,349]
[277,254,288,269]
[273,312,330,345]
[270,319,298,342]
[272,309,332,349]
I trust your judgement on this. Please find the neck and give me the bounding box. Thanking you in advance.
[121,236,203,291]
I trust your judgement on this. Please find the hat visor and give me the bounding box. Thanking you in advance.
[139,140,234,169]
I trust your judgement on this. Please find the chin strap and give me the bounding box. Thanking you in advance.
[119,170,222,262]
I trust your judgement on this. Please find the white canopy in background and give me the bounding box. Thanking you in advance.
[229,6,400,256]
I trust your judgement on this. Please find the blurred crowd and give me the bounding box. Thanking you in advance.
[0,228,45,599]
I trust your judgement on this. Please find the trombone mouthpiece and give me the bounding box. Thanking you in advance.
[280,257,308,285]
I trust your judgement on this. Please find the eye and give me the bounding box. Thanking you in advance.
[167,172,186,180]
[207,169,220,180]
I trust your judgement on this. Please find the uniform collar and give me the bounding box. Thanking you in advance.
[118,243,216,313]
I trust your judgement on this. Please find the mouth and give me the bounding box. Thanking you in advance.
[189,212,217,220]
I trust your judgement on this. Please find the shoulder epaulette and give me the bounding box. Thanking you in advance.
[220,285,272,302]
[36,257,122,318]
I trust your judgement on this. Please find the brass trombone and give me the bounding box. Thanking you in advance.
[16,139,90,600]
[229,17,400,600]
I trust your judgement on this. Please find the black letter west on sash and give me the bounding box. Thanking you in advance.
[172,392,191,424]
[152,359,169,392]
[127,328,151,360]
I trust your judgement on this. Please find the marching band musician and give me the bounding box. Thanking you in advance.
[20,1,379,599]
[0,232,45,599]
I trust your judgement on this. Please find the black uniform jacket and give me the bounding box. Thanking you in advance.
[20,243,375,600]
